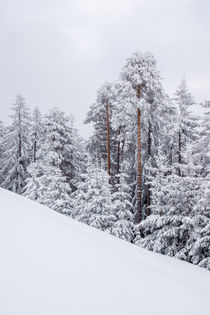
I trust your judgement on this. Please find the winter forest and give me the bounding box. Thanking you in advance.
[0,52,209,270]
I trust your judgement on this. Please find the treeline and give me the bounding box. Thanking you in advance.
[0,52,209,270]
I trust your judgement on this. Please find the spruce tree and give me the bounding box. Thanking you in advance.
[172,78,198,176]
[24,108,76,213]
[110,162,134,242]
[73,157,116,232]
[135,144,205,262]
[31,106,43,162]
[0,95,31,193]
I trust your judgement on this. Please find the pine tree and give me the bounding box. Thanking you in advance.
[0,95,31,193]
[85,82,118,182]
[110,80,137,181]
[120,52,166,222]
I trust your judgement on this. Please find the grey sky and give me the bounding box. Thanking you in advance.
[0,0,209,137]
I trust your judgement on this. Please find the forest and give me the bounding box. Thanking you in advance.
[0,52,209,270]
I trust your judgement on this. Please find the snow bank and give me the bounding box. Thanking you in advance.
[0,188,209,315]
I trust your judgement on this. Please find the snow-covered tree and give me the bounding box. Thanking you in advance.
[24,108,77,213]
[73,157,116,231]
[110,162,134,242]
[31,106,43,162]
[193,100,210,178]
[110,80,136,170]
[171,78,198,176]
[191,222,210,270]
[120,52,167,222]
[135,144,202,261]
[188,180,210,270]
[109,80,137,196]
[0,95,31,193]
[0,120,4,143]
[0,120,5,185]
[31,162,72,213]
[85,82,118,183]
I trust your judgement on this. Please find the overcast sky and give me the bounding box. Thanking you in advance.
[0,0,209,137]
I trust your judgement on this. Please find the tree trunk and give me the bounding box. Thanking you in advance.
[18,134,22,159]
[18,108,22,160]
[106,100,111,176]
[146,122,151,216]
[116,127,121,175]
[33,131,37,162]
[178,131,181,176]
[148,122,151,157]
[116,127,121,184]
[137,85,142,223]
[121,139,125,158]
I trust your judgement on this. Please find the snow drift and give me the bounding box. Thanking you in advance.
[0,188,210,315]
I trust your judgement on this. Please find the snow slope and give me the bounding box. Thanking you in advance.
[0,188,210,315]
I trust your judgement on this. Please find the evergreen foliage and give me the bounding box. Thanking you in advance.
[1,52,209,271]
[0,95,31,193]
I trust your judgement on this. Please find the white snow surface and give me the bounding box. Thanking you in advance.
[0,188,210,315]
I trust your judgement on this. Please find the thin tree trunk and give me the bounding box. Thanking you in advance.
[178,131,181,176]
[33,131,37,162]
[146,122,151,216]
[18,134,22,159]
[170,146,173,165]
[146,185,151,216]
[137,85,142,223]
[116,127,121,174]
[121,137,125,158]
[18,108,22,160]
[147,122,151,157]
[106,100,111,176]
[116,127,121,183]
[120,125,126,159]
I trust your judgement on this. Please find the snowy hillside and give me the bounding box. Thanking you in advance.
[0,188,210,315]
